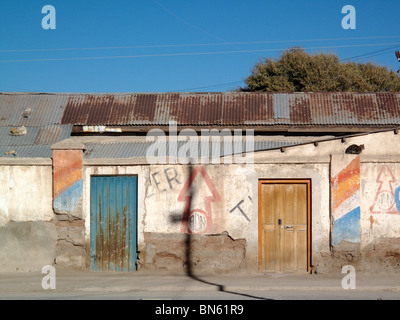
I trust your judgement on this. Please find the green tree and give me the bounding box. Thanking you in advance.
[240,48,400,92]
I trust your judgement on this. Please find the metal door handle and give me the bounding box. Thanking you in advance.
[285,225,294,229]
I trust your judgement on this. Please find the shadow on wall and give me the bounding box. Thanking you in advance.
[169,163,270,300]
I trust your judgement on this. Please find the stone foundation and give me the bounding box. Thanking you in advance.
[53,219,87,270]
[140,231,247,274]
[312,239,400,274]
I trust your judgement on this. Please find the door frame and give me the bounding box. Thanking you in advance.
[258,179,312,272]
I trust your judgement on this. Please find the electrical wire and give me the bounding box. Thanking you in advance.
[2,42,400,63]
[170,45,400,92]
[150,0,229,45]
[340,45,399,62]
[166,81,244,92]
[1,35,400,53]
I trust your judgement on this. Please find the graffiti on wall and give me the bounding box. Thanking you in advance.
[370,165,400,214]
[178,165,221,234]
[53,150,83,213]
[146,167,181,198]
[229,196,252,222]
[331,155,361,247]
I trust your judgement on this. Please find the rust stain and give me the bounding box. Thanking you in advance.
[96,194,103,270]
[95,199,132,271]
[369,215,375,230]
[59,92,400,127]
[122,206,127,270]
[290,93,312,124]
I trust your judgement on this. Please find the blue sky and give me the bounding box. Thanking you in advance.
[1,0,400,93]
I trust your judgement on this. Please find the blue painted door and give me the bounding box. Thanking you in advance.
[90,176,137,271]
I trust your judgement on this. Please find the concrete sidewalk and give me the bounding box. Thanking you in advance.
[1,269,400,296]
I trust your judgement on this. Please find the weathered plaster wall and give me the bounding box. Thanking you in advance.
[0,165,53,227]
[359,162,400,271]
[81,162,330,273]
[361,162,400,244]
[3,130,400,273]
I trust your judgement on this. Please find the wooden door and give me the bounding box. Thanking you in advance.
[259,180,310,273]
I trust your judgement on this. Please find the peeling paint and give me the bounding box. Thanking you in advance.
[53,150,83,216]
[331,155,361,247]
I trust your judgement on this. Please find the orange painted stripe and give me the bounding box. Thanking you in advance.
[54,168,82,198]
[332,180,360,211]
[331,157,360,186]
[53,165,81,182]
[331,156,360,211]
[334,174,360,198]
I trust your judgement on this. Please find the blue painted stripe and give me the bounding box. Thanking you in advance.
[395,185,400,213]
[332,206,360,247]
[53,179,83,212]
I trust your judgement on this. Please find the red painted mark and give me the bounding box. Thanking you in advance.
[331,156,360,212]
[370,165,398,214]
[53,149,83,198]
[178,165,221,234]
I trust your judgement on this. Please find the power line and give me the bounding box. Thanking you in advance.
[150,0,229,45]
[1,35,400,53]
[170,45,400,92]
[340,45,399,62]
[2,42,400,63]
[167,81,244,92]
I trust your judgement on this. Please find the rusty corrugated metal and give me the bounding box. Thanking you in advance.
[59,92,400,127]
[289,93,311,124]
[309,92,335,125]
[2,92,400,128]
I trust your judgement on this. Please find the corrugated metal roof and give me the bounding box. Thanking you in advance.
[0,126,40,146]
[273,93,290,119]
[0,125,72,146]
[0,145,52,158]
[58,92,400,127]
[83,139,304,159]
[0,93,68,126]
[0,125,72,158]
[84,141,150,158]
[2,92,400,128]
[34,125,72,145]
